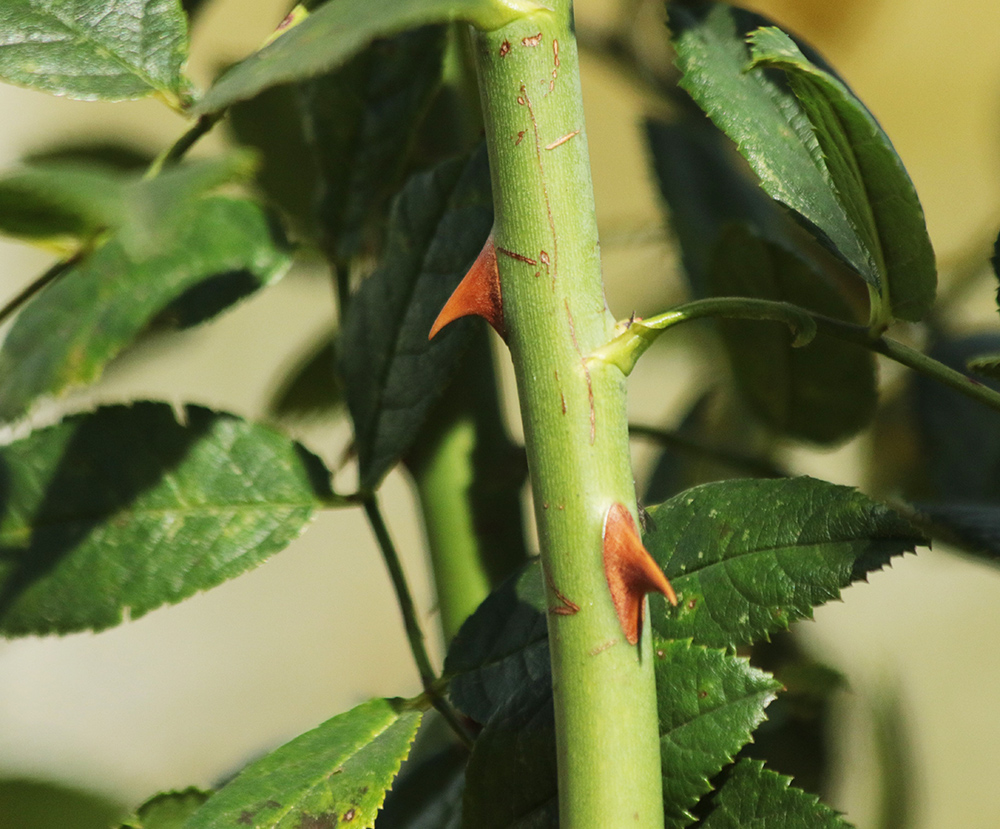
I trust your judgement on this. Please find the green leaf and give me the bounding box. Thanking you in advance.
[669,4,935,324]
[0,0,192,105]
[186,698,422,829]
[708,224,877,444]
[916,502,1000,565]
[747,27,935,323]
[0,196,291,422]
[461,678,558,829]
[967,353,1000,381]
[445,558,549,724]
[268,331,343,422]
[656,640,781,828]
[339,147,492,491]
[0,402,336,635]
[194,0,545,115]
[701,759,851,828]
[120,789,211,828]
[300,25,447,261]
[377,746,465,829]
[647,477,924,648]
[0,778,126,829]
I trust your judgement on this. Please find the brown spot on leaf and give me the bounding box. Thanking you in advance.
[343,808,357,822]
[687,598,697,610]
[237,812,255,826]
[298,815,336,829]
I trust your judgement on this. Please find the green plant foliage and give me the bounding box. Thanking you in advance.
[747,26,935,323]
[186,698,422,829]
[300,25,447,261]
[193,0,544,115]
[656,640,781,827]
[669,4,935,323]
[268,331,343,422]
[0,197,291,422]
[339,147,492,491]
[0,402,337,635]
[700,759,850,828]
[445,558,549,724]
[0,0,192,105]
[648,477,924,648]
[0,778,126,829]
[708,225,877,443]
[377,746,465,829]
[119,788,211,828]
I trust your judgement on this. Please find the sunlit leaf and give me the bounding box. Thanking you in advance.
[120,788,210,828]
[0,402,337,636]
[186,698,422,829]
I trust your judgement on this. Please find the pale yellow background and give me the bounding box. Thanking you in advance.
[1,1,999,826]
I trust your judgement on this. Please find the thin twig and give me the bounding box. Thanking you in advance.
[628,422,788,479]
[0,254,82,328]
[145,112,225,179]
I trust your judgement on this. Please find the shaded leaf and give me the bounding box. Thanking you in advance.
[0,0,192,104]
[186,698,422,829]
[708,224,877,444]
[377,745,465,829]
[461,677,557,829]
[120,788,211,828]
[339,146,492,491]
[0,402,336,635]
[967,353,1000,381]
[268,331,343,422]
[701,759,850,828]
[194,0,540,114]
[0,196,291,422]
[655,640,781,828]
[647,477,924,648]
[915,502,1000,565]
[0,778,126,829]
[747,27,934,323]
[301,25,447,261]
[445,558,548,725]
[670,4,935,323]
[914,334,1000,501]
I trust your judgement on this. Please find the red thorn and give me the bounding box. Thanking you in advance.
[429,234,505,341]
[602,502,677,645]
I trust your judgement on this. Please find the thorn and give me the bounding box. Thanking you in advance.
[428,234,505,341]
[602,502,677,645]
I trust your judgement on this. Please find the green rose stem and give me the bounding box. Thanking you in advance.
[472,3,666,825]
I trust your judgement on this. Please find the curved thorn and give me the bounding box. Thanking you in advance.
[429,234,505,341]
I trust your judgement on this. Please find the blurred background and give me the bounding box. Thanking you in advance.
[1,0,1000,826]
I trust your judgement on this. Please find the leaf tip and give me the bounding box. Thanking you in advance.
[429,234,505,341]
[603,502,677,645]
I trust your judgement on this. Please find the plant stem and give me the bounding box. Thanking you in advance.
[629,422,788,479]
[145,112,224,178]
[0,253,82,328]
[362,495,473,749]
[473,5,666,825]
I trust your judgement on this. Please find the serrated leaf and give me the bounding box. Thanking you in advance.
[339,147,492,491]
[670,5,935,323]
[0,196,291,422]
[186,698,422,829]
[701,759,851,828]
[655,640,780,827]
[647,477,924,648]
[377,746,465,829]
[301,25,447,261]
[915,502,1000,564]
[0,0,192,104]
[445,558,549,724]
[194,0,541,115]
[747,27,935,323]
[461,677,558,829]
[708,224,877,444]
[0,402,336,635]
[121,788,211,828]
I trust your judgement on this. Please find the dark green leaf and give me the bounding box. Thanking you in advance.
[747,27,935,323]
[0,778,126,829]
[0,402,336,635]
[0,0,192,104]
[655,640,780,828]
[301,25,447,260]
[461,678,558,829]
[445,558,548,724]
[669,4,935,323]
[708,224,877,444]
[194,0,538,114]
[120,789,211,828]
[647,477,924,648]
[915,334,1000,501]
[377,746,465,829]
[915,502,1000,564]
[268,331,343,422]
[339,147,492,491]
[967,353,1000,382]
[186,698,422,829]
[701,759,850,828]
[0,196,291,422]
